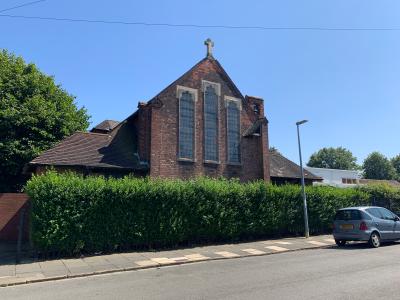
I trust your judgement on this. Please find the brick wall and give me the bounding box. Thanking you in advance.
[135,102,152,162]
[0,193,30,241]
[148,57,270,182]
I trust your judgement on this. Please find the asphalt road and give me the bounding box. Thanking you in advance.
[1,242,400,300]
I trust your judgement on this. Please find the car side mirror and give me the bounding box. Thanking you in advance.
[395,216,400,222]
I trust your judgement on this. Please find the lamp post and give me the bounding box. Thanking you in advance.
[296,120,309,238]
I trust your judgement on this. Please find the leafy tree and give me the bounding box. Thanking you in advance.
[0,50,90,192]
[307,147,359,170]
[391,154,400,180]
[362,152,396,180]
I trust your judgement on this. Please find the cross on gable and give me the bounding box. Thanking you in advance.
[204,38,214,57]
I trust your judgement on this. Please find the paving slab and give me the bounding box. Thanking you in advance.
[15,262,41,275]
[241,248,267,255]
[41,269,68,278]
[0,265,15,277]
[134,260,159,267]
[61,259,90,269]
[120,252,148,262]
[0,276,27,287]
[39,260,66,271]
[150,257,176,265]
[82,256,116,272]
[66,266,94,277]
[184,254,210,262]
[102,254,139,269]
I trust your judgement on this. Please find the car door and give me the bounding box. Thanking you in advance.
[392,213,400,240]
[366,208,393,240]
[380,208,400,240]
[378,208,397,240]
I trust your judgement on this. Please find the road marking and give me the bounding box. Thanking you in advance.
[275,241,293,245]
[171,257,189,262]
[242,249,266,255]
[135,260,159,267]
[307,241,328,246]
[265,246,289,252]
[184,254,210,261]
[215,251,240,258]
[324,239,335,243]
[150,257,175,264]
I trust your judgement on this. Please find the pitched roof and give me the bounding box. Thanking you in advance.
[114,55,247,129]
[91,120,120,133]
[270,151,321,180]
[30,121,148,171]
[243,118,267,137]
[148,56,244,105]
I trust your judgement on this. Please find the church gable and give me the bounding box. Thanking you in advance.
[28,39,270,183]
[147,40,270,181]
[150,56,243,107]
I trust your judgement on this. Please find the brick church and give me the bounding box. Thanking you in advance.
[29,40,320,184]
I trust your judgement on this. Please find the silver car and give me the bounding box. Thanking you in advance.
[333,206,400,248]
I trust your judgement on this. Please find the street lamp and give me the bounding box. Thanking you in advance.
[296,120,309,238]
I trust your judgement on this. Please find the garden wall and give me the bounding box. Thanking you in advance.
[0,193,30,241]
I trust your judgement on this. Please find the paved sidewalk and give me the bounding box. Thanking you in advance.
[0,234,335,287]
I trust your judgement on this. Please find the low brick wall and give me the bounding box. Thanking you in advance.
[0,193,30,241]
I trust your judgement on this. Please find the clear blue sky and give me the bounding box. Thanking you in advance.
[1,0,400,165]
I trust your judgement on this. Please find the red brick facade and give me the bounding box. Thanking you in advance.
[29,54,271,183]
[137,57,270,182]
[0,193,30,241]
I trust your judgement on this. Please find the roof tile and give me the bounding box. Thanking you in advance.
[30,121,147,170]
[270,151,321,180]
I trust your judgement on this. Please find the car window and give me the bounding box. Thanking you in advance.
[335,210,362,221]
[366,208,383,219]
[378,208,395,220]
[361,211,372,220]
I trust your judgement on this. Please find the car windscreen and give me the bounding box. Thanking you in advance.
[334,210,362,221]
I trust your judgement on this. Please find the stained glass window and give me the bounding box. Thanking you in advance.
[204,85,218,161]
[179,91,195,160]
[227,100,241,163]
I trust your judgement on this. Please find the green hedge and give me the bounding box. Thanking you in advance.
[25,172,400,255]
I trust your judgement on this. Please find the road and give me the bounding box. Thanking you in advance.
[1,242,400,300]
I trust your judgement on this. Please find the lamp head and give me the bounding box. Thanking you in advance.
[296,120,308,126]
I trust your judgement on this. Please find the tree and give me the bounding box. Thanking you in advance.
[0,50,90,192]
[307,147,358,170]
[391,154,400,180]
[362,152,396,180]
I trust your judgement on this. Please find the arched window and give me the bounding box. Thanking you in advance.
[179,91,195,160]
[226,99,241,163]
[204,85,219,161]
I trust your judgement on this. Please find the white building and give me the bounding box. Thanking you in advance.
[304,167,362,187]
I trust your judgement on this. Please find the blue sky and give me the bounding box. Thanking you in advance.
[1,0,400,165]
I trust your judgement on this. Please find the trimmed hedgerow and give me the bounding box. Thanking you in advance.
[26,171,400,255]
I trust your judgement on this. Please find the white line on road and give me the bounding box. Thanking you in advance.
[241,249,266,255]
[215,251,240,258]
[151,258,175,264]
[265,246,289,252]
[184,254,210,261]
[324,239,335,243]
[275,241,293,245]
[134,260,159,267]
[307,241,328,246]
[171,257,189,262]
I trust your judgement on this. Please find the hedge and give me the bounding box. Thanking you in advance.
[25,172,400,255]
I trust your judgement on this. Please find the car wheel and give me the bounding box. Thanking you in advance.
[335,239,346,247]
[369,232,381,248]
